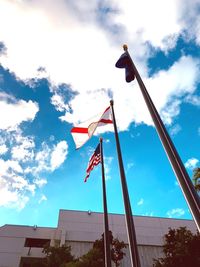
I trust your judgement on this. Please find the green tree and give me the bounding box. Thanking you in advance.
[193,167,200,192]
[42,244,74,267]
[153,227,200,267]
[65,231,126,267]
[64,248,103,267]
[111,237,126,267]
[93,231,126,267]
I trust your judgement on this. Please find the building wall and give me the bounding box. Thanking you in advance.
[0,225,56,267]
[58,210,196,246]
[58,210,197,267]
[0,210,197,267]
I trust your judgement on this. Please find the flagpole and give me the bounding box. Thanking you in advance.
[100,138,112,267]
[122,45,200,233]
[110,100,141,267]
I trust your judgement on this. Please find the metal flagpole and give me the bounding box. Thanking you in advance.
[122,45,200,233]
[99,138,112,267]
[110,100,141,267]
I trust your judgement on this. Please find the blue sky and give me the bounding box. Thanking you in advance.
[0,0,200,227]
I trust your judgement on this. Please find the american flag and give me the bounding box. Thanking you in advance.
[84,144,101,182]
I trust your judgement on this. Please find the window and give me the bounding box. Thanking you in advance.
[24,238,50,248]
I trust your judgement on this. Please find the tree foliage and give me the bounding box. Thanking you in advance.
[93,231,127,267]
[193,167,200,192]
[64,231,126,267]
[111,237,127,267]
[153,227,200,267]
[42,244,74,267]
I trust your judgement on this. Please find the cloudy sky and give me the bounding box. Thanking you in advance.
[0,0,200,227]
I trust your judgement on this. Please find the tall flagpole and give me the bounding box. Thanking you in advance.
[110,100,141,267]
[99,138,112,267]
[122,45,200,233]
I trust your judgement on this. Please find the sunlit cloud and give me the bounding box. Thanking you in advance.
[184,95,200,106]
[0,0,199,133]
[0,92,39,131]
[169,124,181,136]
[0,144,8,155]
[0,127,68,209]
[38,194,47,204]
[166,208,185,218]
[1,0,200,214]
[137,198,144,206]
[104,156,114,180]
[184,158,199,170]
[127,162,134,170]
[50,141,68,171]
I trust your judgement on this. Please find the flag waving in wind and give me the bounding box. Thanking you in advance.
[84,143,101,182]
[115,49,135,83]
[71,106,112,149]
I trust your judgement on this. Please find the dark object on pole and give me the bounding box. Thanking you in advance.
[99,138,112,267]
[115,51,135,82]
[110,100,141,267]
[116,44,200,233]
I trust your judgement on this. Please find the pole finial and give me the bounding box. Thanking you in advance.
[123,44,128,51]
[100,137,103,142]
[110,100,114,106]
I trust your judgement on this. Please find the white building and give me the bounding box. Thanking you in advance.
[0,209,197,267]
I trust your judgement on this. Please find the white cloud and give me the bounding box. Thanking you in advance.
[0,184,29,210]
[32,143,54,174]
[29,140,69,175]
[0,0,200,132]
[0,144,8,155]
[0,92,39,130]
[38,194,47,204]
[0,186,19,206]
[113,0,181,50]
[104,156,114,180]
[184,95,200,106]
[0,127,68,209]
[0,1,199,211]
[50,141,68,171]
[169,124,181,136]
[137,198,144,206]
[51,93,69,112]
[34,178,47,188]
[177,0,200,45]
[62,54,200,131]
[127,162,134,170]
[0,159,34,210]
[0,158,23,174]
[185,158,199,170]
[35,143,51,163]
[2,0,200,210]
[12,175,35,195]
[167,208,185,218]
[11,137,35,162]
[148,55,200,122]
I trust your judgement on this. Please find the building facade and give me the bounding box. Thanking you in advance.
[0,209,197,267]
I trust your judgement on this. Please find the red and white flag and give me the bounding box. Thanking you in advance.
[84,143,101,182]
[71,106,112,149]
